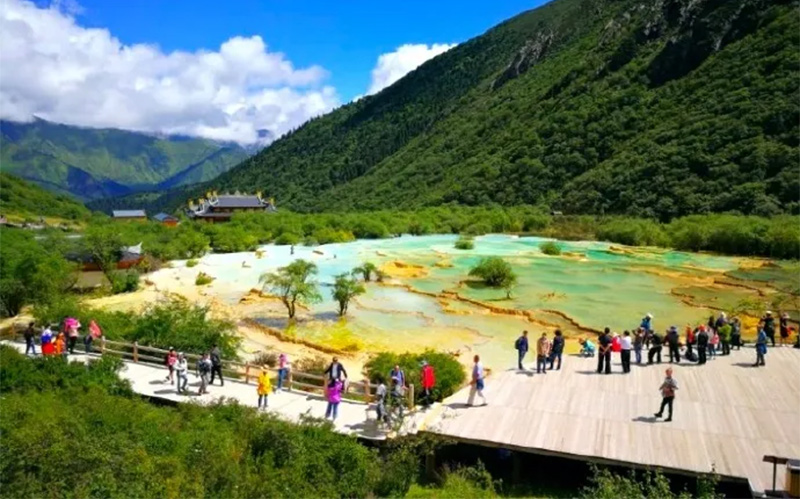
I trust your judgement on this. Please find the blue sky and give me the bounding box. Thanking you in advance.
[65,0,543,100]
[4,0,545,143]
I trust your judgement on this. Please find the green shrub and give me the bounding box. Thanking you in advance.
[109,270,140,294]
[274,232,301,245]
[596,218,668,247]
[186,258,199,268]
[454,236,475,250]
[252,351,278,368]
[539,240,562,255]
[581,465,720,499]
[364,350,465,404]
[195,272,214,286]
[303,236,319,247]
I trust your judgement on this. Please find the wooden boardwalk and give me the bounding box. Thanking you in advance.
[421,346,800,496]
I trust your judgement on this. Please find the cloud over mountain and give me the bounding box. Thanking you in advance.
[367,43,456,95]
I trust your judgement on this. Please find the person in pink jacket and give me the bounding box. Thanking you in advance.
[325,380,343,421]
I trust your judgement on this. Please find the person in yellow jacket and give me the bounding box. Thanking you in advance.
[257,368,272,410]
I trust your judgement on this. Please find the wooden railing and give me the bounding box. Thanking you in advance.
[7,331,414,408]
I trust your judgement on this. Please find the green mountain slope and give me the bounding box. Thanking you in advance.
[0,119,250,201]
[0,173,90,221]
[183,0,798,220]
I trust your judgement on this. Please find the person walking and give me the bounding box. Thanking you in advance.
[176,353,189,394]
[164,347,178,384]
[647,330,663,364]
[65,319,80,355]
[718,321,731,355]
[754,326,768,367]
[196,353,212,395]
[762,311,776,347]
[779,312,790,346]
[654,368,678,422]
[257,367,272,410]
[536,332,551,374]
[54,330,67,358]
[325,379,343,421]
[620,330,632,373]
[597,328,612,374]
[515,330,529,370]
[23,322,36,355]
[731,317,742,350]
[696,326,709,365]
[666,326,681,364]
[633,329,644,364]
[374,376,389,425]
[276,353,289,391]
[324,356,348,383]
[548,329,565,370]
[84,320,102,354]
[389,364,406,389]
[420,360,436,408]
[467,355,487,406]
[40,325,55,356]
[209,344,224,386]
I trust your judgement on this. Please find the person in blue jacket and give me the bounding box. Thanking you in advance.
[515,330,529,370]
[754,326,768,367]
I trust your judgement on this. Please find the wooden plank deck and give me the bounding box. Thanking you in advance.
[423,347,800,495]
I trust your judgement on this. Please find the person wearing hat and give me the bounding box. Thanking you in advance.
[654,367,678,422]
[420,360,436,408]
[762,311,776,347]
[597,328,612,374]
[666,326,681,364]
[779,312,790,347]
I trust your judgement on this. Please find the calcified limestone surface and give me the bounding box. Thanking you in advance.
[143,234,787,369]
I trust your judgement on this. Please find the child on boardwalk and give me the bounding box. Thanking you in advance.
[325,379,343,421]
[257,367,272,410]
[467,355,487,406]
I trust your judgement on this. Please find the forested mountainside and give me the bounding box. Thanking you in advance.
[0,173,90,221]
[162,0,798,220]
[0,119,250,201]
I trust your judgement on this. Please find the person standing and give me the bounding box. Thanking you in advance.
[325,379,343,421]
[647,330,663,364]
[40,325,54,356]
[54,330,67,358]
[467,355,487,406]
[731,317,742,350]
[754,326,768,367]
[515,330,529,370]
[420,360,436,408]
[666,326,681,364]
[597,328,612,374]
[684,326,695,361]
[536,332,551,374]
[324,356,348,383]
[176,353,189,394]
[374,377,389,425]
[762,311,776,347]
[276,353,289,391]
[709,330,719,359]
[718,321,731,355]
[640,313,653,336]
[66,320,80,355]
[209,344,224,386]
[696,326,709,365]
[633,329,644,365]
[548,329,565,370]
[257,367,271,410]
[23,322,36,356]
[620,330,632,373]
[654,368,678,422]
[196,353,212,395]
[389,364,406,389]
[164,347,178,384]
[779,312,790,346]
[84,319,102,354]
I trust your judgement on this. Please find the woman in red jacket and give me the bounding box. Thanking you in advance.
[420,360,436,408]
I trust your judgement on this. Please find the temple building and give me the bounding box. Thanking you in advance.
[186,191,276,223]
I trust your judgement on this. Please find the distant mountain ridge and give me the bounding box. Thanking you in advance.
[0,119,252,201]
[134,0,798,220]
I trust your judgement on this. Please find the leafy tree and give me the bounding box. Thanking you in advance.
[539,241,562,255]
[84,224,124,278]
[331,273,366,316]
[259,259,322,319]
[468,257,518,295]
[352,262,379,282]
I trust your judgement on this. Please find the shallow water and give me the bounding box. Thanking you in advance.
[155,234,784,369]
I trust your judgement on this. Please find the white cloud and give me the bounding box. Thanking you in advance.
[0,0,339,144]
[367,43,456,95]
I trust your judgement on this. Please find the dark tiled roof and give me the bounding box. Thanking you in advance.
[214,195,264,208]
[192,212,233,218]
[113,210,146,218]
[153,213,178,222]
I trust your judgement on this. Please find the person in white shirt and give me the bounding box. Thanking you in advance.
[467,355,487,406]
[621,330,633,373]
[175,353,189,394]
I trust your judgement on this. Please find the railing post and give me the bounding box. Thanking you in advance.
[245,363,251,384]
[364,378,371,399]
[133,341,138,363]
[408,384,415,410]
[101,337,106,354]
[288,369,293,391]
